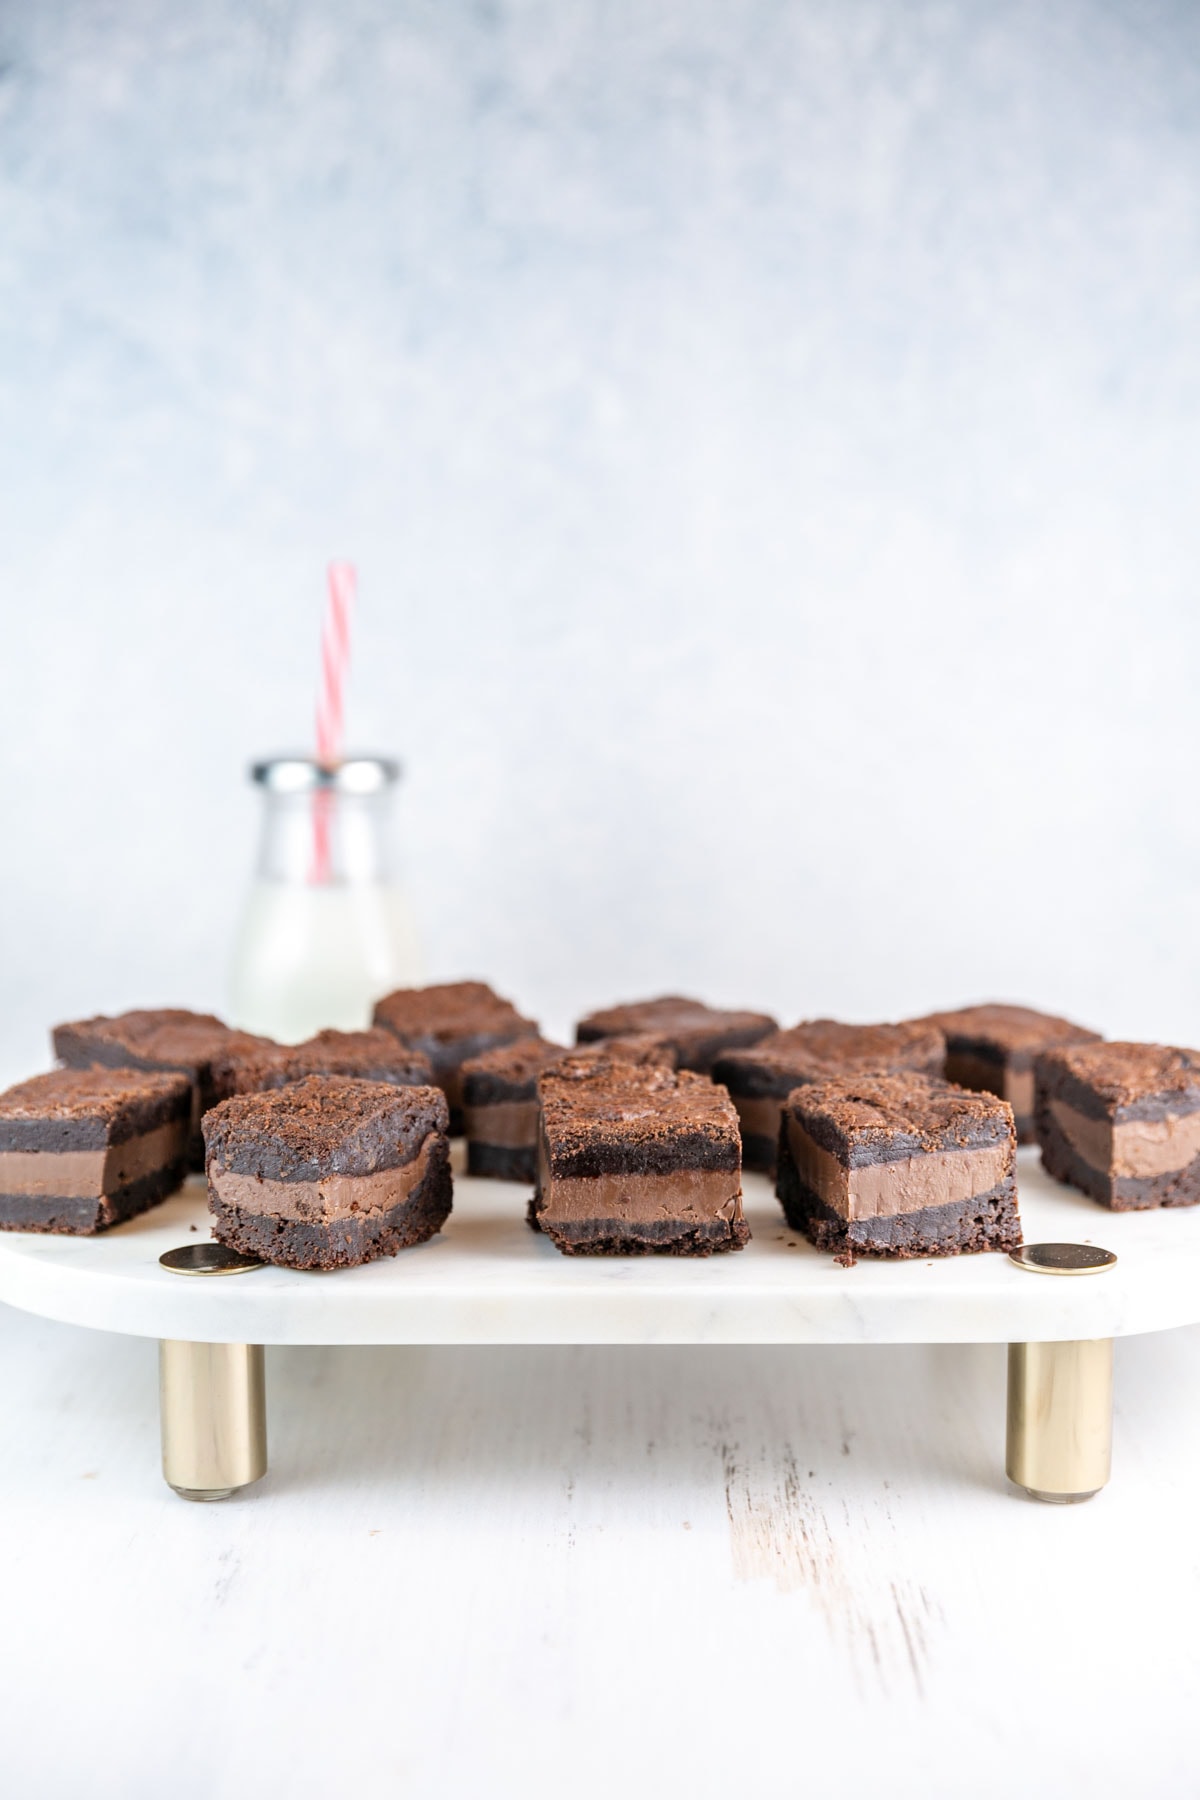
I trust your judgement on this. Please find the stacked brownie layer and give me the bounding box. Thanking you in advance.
[574,995,776,1074]
[714,1019,945,1173]
[533,1055,747,1255]
[53,1007,271,1168]
[776,1071,1020,1261]
[1036,1041,1200,1210]
[916,1003,1100,1143]
[0,1068,192,1234]
[373,981,538,1133]
[204,1075,452,1270]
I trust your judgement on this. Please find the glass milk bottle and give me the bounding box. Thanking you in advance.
[228,757,423,1042]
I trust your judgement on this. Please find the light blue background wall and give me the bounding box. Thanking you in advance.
[2,0,1199,1079]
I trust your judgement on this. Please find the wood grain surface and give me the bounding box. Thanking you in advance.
[2,1303,1198,1797]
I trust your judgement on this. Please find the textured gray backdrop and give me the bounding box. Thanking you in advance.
[2,0,1199,1080]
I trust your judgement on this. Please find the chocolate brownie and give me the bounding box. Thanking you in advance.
[372,981,538,1133]
[531,1055,748,1255]
[574,995,776,1074]
[776,1071,1020,1262]
[915,1003,1101,1144]
[53,1007,271,1168]
[1036,1041,1200,1210]
[203,1075,452,1270]
[0,1068,192,1234]
[462,1039,568,1182]
[462,1033,675,1183]
[714,1019,945,1174]
[211,1028,434,1102]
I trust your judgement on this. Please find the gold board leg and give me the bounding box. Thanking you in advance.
[1006,1339,1113,1503]
[159,1341,267,1501]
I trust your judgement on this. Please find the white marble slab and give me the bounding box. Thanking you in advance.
[1,1146,1195,1346]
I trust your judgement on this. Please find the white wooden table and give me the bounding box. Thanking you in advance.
[3,1298,1199,1798]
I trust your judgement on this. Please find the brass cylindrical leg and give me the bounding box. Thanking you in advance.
[159,1340,267,1501]
[1006,1339,1113,1504]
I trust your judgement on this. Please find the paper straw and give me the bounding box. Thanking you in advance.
[310,561,356,883]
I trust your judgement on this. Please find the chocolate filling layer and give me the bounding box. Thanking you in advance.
[0,1122,187,1198]
[463,1100,539,1149]
[1049,1099,1200,1180]
[786,1118,1010,1221]
[537,1137,742,1226]
[210,1137,436,1223]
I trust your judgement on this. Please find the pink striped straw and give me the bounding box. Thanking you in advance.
[310,561,356,883]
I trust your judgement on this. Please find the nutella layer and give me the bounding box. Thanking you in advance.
[784,1116,1009,1221]
[1036,1041,1200,1210]
[574,995,776,1074]
[0,1068,192,1234]
[714,1020,945,1173]
[373,981,538,1132]
[210,1136,436,1223]
[914,1003,1101,1144]
[776,1071,1019,1261]
[532,1057,747,1256]
[203,1075,453,1269]
[0,1123,187,1198]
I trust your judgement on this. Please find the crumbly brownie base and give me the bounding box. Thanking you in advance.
[776,1144,1021,1259]
[468,1140,537,1183]
[525,1194,749,1256]
[210,1136,453,1269]
[0,1159,187,1235]
[1038,1118,1200,1210]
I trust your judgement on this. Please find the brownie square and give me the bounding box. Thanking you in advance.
[776,1071,1020,1261]
[0,1068,192,1234]
[462,1033,677,1183]
[462,1039,568,1183]
[714,1019,945,1174]
[915,1003,1101,1144]
[1036,1041,1200,1210]
[574,995,776,1074]
[211,1028,434,1103]
[372,981,538,1133]
[203,1075,452,1269]
[52,1007,271,1169]
[531,1056,748,1256]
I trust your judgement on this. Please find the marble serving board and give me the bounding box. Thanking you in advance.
[1,1145,1197,1347]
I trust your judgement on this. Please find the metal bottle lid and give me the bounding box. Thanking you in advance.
[250,755,400,795]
